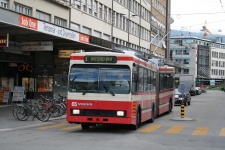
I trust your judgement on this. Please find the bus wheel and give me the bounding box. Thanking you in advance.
[130,110,141,130]
[167,101,173,114]
[81,123,90,130]
[149,106,155,123]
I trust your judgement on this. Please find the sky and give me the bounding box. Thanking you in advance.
[171,0,225,35]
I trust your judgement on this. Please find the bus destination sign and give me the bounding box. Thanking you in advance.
[84,56,117,63]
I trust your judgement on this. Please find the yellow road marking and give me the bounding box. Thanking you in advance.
[61,125,81,130]
[219,128,225,136]
[35,123,68,130]
[138,125,161,133]
[165,126,185,134]
[192,127,209,136]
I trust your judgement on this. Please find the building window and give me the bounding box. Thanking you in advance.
[183,50,189,55]
[93,30,101,38]
[175,59,182,63]
[71,23,80,31]
[99,3,102,19]
[73,0,81,9]
[83,26,91,35]
[82,0,87,12]
[15,3,32,16]
[93,0,98,17]
[55,17,67,27]
[36,10,51,22]
[184,59,189,64]
[108,8,112,23]
[87,0,92,14]
[104,6,107,21]
[176,50,182,55]
[1,0,8,8]
[103,34,110,41]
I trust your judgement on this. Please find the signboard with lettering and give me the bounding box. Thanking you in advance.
[0,87,10,103]
[0,34,9,47]
[20,15,38,30]
[79,34,89,44]
[38,21,79,41]
[84,56,117,63]
[12,86,25,102]
[59,50,81,58]
[21,41,53,51]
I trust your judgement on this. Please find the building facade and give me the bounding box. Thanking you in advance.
[0,0,171,103]
[170,36,225,86]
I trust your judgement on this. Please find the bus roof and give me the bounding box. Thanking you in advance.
[159,66,175,73]
[70,51,169,71]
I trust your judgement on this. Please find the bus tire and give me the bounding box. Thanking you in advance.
[167,100,173,114]
[81,123,90,130]
[130,108,141,130]
[149,105,155,123]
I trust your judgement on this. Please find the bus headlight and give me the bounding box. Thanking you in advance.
[72,109,80,115]
[117,111,125,116]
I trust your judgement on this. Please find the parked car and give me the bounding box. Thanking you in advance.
[189,89,196,96]
[195,87,202,95]
[174,89,191,106]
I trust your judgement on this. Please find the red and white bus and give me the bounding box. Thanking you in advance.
[66,51,175,130]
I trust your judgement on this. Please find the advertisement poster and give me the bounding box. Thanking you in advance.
[0,87,10,103]
[12,86,25,102]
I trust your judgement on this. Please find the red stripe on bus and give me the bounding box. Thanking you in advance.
[70,56,84,60]
[117,56,134,61]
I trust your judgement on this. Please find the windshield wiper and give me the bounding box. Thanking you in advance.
[103,84,115,96]
[82,90,88,95]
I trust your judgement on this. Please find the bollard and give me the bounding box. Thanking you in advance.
[181,103,185,118]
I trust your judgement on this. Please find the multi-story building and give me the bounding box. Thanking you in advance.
[0,0,171,102]
[170,36,225,86]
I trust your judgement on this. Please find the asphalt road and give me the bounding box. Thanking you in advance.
[0,90,225,150]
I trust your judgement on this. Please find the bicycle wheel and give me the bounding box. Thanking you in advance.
[55,104,65,117]
[16,106,30,121]
[48,105,60,118]
[37,108,50,122]
[12,105,21,119]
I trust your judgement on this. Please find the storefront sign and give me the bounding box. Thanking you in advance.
[79,34,89,44]
[38,21,79,41]
[59,50,81,58]
[12,86,25,102]
[19,15,38,30]
[0,87,10,103]
[0,34,9,47]
[21,41,53,51]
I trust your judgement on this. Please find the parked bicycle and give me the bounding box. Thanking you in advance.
[39,94,67,118]
[14,99,50,122]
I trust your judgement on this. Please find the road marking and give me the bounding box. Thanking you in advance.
[61,125,81,130]
[219,128,225,136]
[165,126,185,134]
[0,122,52,132]
[138,125,161,133]
[35,123,68,130]
[192,127,209,136]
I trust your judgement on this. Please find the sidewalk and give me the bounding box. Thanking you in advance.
[0,105,66,132]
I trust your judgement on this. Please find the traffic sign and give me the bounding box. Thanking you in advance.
[178,83,189,94]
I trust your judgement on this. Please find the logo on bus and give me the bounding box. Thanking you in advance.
[71,102,93,107]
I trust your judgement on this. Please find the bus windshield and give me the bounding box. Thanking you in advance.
[68,64,130,94]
